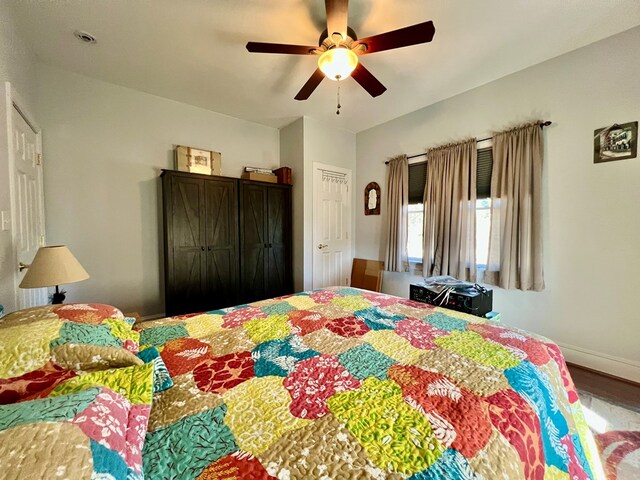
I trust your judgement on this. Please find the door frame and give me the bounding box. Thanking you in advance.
[0,82,45,311]
[312,162,353,289]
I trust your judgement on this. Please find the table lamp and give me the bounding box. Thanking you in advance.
[19,245,90,303]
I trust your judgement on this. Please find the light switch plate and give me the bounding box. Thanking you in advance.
[1,211,10,231]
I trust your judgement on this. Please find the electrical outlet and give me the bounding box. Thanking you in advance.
[1,211,10,231]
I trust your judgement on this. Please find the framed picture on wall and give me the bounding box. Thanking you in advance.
[594,121,637,163]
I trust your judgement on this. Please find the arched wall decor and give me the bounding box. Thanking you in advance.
[364,182,381,215]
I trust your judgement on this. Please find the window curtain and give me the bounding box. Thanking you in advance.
[384,154,409,272]
[485,122,544,291]
[422,139,477,281]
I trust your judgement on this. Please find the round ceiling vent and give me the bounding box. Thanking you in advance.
[74,30,97,44]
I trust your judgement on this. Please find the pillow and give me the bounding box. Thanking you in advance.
[1,303,125,327]
[0,362,154,479]
[0,304,142,403]
[137,347,174,393]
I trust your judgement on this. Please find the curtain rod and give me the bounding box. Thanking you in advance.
[385,121,552,164]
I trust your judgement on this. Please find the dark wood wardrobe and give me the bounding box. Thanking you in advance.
[161,170,292,316]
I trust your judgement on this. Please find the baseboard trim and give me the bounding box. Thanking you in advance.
[566,361,640,388]
[556,341,640,384]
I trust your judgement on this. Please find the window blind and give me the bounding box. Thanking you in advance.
[407,147,493,203]
[477,147,493,199]
[408,162,427,204]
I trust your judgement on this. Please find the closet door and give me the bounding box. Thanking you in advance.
[204,178,239,310]
[266,186,292,298]
[164,174,206,315]
[239,183,268,303]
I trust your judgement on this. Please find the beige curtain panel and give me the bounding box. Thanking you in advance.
[384,154,409,272]
[485,122,544,291]
[422,139,477,281]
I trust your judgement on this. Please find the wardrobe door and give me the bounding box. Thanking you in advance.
[204,178,239,310]
[165,174,206,316]
[239,183,267,303]
[266,186,292,298]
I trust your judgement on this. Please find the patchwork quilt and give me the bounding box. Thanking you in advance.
[134,287,599,479]
[0,363,154,479]
[0,303,152,479]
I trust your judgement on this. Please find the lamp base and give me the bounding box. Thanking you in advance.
[51,285,66,304]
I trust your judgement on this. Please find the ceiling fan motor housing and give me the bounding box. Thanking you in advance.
[318,26,358,47]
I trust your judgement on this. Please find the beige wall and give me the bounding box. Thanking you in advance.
[0,2,38,313]
[303,116,357,290]
[280,116,356,291]
[36,64,280,317]
[355,26,640,381]
[279,118,305,291]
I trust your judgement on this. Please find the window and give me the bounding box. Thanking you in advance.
[407,161,426,262]
[407,147,493,268]
[407,203,423,260]
[475,198,491,269]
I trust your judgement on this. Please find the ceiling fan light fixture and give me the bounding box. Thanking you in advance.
[318,47,358,81]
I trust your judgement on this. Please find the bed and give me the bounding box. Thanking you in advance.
[0,287,599,479]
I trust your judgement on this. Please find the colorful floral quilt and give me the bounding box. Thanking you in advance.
[0,362,154,479]
[0,303,153,479]
[0,303,142,404]
[135,287,600,479]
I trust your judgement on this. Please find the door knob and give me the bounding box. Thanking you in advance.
[318,244,328,249]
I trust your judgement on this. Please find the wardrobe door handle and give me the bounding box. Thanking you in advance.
[207,246,211,251]
[201,246,205,251]
[269,243,273,248]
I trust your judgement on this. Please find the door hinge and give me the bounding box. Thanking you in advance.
[36,153,42,166]
[39,235,45,247]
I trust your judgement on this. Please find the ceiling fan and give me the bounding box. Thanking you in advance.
[246,0,436,101]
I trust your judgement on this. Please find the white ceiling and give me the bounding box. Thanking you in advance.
[11,0,640,133]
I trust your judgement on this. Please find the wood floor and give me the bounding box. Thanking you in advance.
[568,363,640,410]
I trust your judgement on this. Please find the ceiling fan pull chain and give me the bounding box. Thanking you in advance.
[336,81,341,115]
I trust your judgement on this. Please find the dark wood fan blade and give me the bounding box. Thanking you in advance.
[351,63,386,97]
[246,42,316,55]
[295,68,325,100]
[357,21,435,54]
[325,0,349,39]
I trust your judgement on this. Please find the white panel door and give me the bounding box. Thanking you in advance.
[11,105,47,308]
[312,163,352,289]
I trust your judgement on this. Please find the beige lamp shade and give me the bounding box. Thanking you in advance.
[19,245,90,288]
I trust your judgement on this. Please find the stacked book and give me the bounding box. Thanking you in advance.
[244,167,274,175]
[242,166,277,183]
